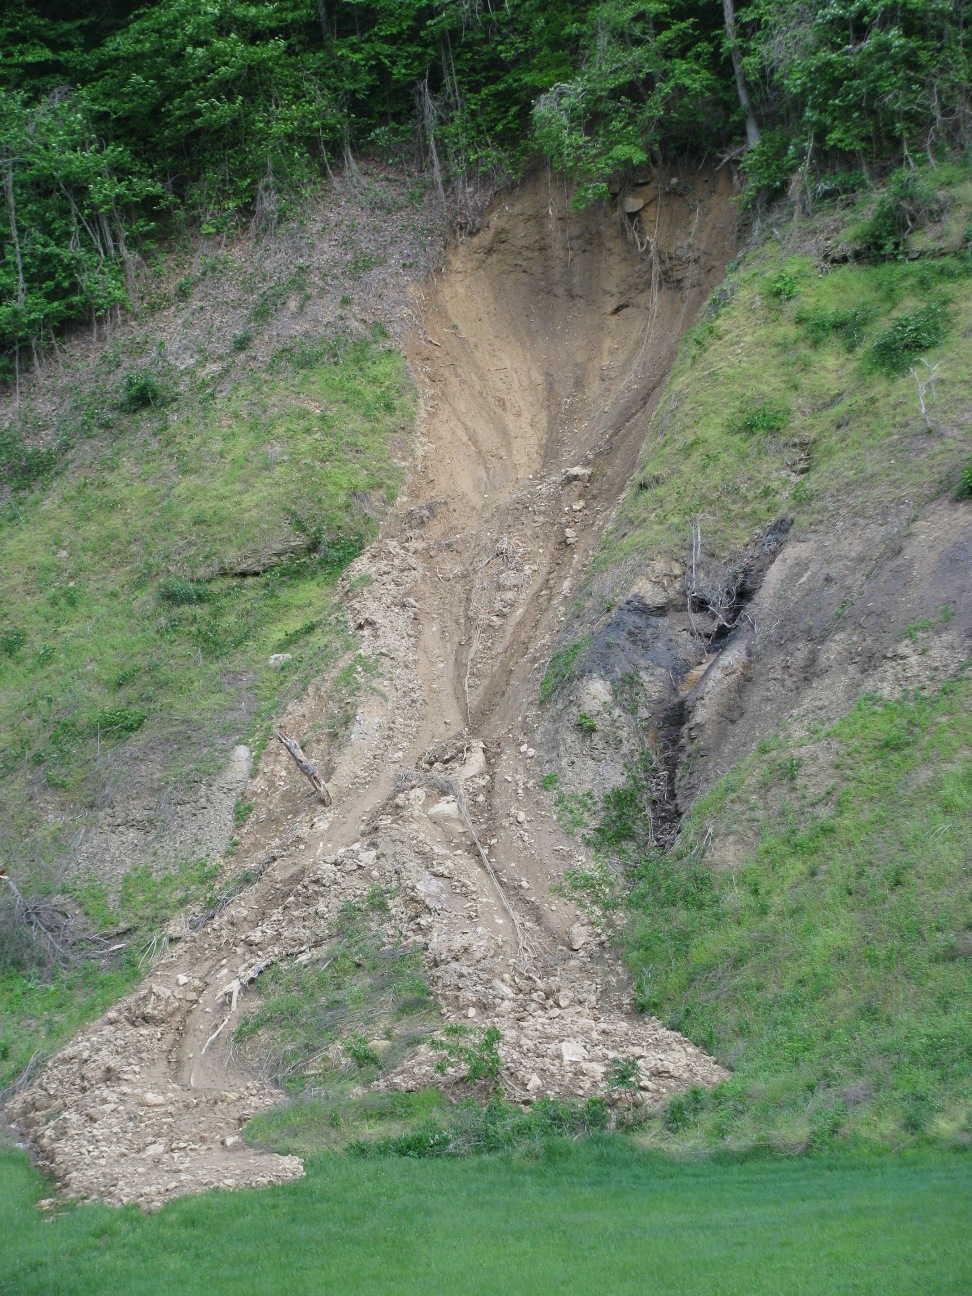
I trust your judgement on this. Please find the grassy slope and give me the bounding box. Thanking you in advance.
[0,328,415,1090]
[597,164,971,578]
[622,674,972,1150]
[0,329,413,851]
[2,1141,971,1296]
[551,164,972,1150]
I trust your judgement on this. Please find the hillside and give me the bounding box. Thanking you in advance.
[1,2,971,1291]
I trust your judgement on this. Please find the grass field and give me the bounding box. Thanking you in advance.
[2,1140,970,1295]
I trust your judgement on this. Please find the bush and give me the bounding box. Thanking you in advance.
[859,169,944,259]
[736,400,788,436]
[0,429,60,490]
[797,304,873,351]
[118,368,171,412]
[957,459,972,501]
[765,270,800,302]
[157,576,208,605]
[0,626,27,657]
[868,305,948,376]
[431,1025,502,1087]
[93,706,147,736]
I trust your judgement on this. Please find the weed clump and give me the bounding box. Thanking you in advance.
[540,636,592,703]
[118,367,172,411]
[347,1094,610,1159]
[0,429,60,490]
[956,458,972,501]
[796,304,873,350]
[157,576,209,605]
[736,400,789,436]
[859,169,945,259]
[867,305,948,376]
[0,626,27,657]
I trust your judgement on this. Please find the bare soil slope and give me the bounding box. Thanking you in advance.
[7,168,739,1207]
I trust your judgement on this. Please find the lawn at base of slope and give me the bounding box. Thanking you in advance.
[1,1140,970,1296]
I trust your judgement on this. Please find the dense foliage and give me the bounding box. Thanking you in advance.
[2,0,970,369]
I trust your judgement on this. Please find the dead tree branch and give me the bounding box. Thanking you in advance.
[274,731,332,804]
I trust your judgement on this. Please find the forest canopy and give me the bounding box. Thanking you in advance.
[2,0,970,367]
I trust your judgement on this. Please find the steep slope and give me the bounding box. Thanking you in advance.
[6,168,741,1205]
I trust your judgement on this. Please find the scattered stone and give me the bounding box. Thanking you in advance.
[268,653,293,670]
[568,923,589,951]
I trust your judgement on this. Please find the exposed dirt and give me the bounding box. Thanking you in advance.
[6,168,740,1208]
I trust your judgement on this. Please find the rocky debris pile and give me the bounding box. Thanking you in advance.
[6,1001,302,1211]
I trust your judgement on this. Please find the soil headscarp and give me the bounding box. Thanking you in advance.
[6,169,739,1208]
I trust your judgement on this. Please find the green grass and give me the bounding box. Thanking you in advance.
[615,673,972,1151]
[0,329,416,1092]
[233,895,436,1094]
[597,164,972,577]
[0,856,223,1090]
[539,636,591,703]
[0,330,415,865]
[1,1140,970,1295]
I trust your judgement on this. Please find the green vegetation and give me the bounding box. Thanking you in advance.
[0,331,413,870]
[569,675,972,1151]
[0,856,221,1090]
[233,895,436,1094]
[4,1,969,363]
[600,164,972,573]
[249,1089,610,1160]
[0,329,414,1096]
[540,635,592,703]
[2,1140,971,1295]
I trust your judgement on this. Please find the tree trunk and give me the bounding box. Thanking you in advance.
[722,0,761,149]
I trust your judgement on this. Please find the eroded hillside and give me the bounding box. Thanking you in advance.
[4,160,971,1202]
[3,167,744,1205]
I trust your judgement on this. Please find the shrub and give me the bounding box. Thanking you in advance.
[607,1056,641,1093]
[430,1025,502,1087]
[765,270,799,302]
[868,305,948,376]
[797,304,874,351]
[118,367,171,411]
[0,626,27,657]
[0,429,60,490]
[94,706,147,736]
[157,576,208,605]
[957,459,972,501]
[859,169,944,259]
[737,400,788,436]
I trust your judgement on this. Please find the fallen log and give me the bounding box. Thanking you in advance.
[274,730,332,805]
